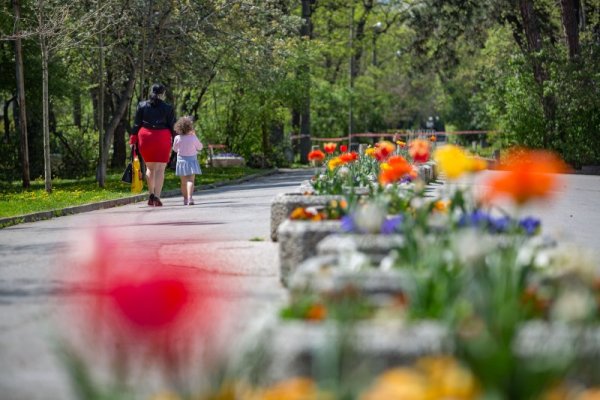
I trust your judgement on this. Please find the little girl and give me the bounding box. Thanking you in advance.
[173,116,203,205]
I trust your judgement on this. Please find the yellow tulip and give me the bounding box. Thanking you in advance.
[328,157,343,171]
[433,145,471,180]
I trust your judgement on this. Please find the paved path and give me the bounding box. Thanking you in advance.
[0,169,312,400]
[459,171,600,249]
[1,169,598,399]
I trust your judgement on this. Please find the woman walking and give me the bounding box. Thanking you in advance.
[129,83,176,206]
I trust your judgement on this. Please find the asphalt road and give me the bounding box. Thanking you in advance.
[0,169,598,399]
[0,169,312,400]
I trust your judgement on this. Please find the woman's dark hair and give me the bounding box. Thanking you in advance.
[148,83,165,105]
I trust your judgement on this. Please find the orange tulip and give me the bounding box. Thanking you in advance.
[430,135,437,142]
[323,142,337,154]
[308,149,325,162]
[396,140,406,148]
[484,148,569,205]
[260,377,320,400]
[409,139,430,163]
[379,155,413,185]
[306,303,327,321]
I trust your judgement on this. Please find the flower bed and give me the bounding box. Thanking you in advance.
[270,193,345,241]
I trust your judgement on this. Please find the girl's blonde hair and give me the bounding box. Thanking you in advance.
[174,116,194,135]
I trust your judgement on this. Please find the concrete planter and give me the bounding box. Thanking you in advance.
[251,318,600,383]
[210,156,245,167]
[277,219,342,286]
[289,254,407,296]
[270,193,345,241]
[285,234,407,295]
[317,234,403,264]
[258,320,451,381]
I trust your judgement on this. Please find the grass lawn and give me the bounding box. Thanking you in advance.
[0,166,262,219]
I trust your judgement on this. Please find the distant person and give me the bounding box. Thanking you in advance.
[172,116,203,205]
[130,83,176,207]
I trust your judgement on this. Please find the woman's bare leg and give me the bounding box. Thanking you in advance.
[145,162,156,195]
[153,163,167,198]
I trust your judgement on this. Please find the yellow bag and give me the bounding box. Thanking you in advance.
[131,156,143,193]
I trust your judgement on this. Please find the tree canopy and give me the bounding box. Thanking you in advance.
[1,0,598,186]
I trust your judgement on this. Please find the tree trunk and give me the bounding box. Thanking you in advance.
[351,0,374,79]
[103,76,136,171]
[560,0,580,60]
[291,110,300,161]
[299,0,313,163]
[72,88,81,128]
[13,0,30,188]
[97,32,106,187]
[41,37,52,192]
[111,119,127,168]
[518,0,556,147]
[3,97,15,142]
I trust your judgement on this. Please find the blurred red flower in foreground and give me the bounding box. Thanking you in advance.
[484,148,569,205]
[308,149,325,162]
[68,228,226,373]
[340,144,348,153]
[409,139,430,163]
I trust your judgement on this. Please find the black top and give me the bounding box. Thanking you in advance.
[132,100,176,136]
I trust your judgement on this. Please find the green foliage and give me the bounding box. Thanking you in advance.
[0,166,260,219]
[2,0,600,184]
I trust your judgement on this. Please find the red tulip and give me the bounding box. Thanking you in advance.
[409,139,430,163]
[308,149,326,162]
[340,144,348,153]
[340,151,359,163]
[323,142,337,154]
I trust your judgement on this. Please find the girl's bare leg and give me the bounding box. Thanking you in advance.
[180,176,188,201]
[187,175,195,202]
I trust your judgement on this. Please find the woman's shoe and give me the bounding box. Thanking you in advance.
[153,197,163,207]
[148,194,155,206]
[183,199,188,206]
[188,198,195,205]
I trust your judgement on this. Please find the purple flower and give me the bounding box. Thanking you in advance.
[458,210,491,227]
[381,215,403,234]
[341,215,356,232]
[490,216,511,233]
[519,217,541,235]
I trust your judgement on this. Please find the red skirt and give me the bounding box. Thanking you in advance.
[138,127,172,163]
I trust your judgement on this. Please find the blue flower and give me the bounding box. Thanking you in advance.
[490,216,511,233]
[341,215,356,233]
[381,215,403,234]
[519,217,541,235]
[458,210,491,227]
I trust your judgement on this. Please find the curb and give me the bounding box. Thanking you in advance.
[0,169,279,228]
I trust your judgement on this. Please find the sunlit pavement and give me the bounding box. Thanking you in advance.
[0,169,312,400]
[446,171,600,249]
[1,169,599,399]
